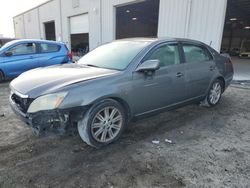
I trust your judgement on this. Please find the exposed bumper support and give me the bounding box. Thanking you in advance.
[10,95,87,136]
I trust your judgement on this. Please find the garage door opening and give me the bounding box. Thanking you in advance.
[116,0,160,39]
[70,14,89,61]
[221,0,250,81]
[44,21,56,41]
[221,0,250,55]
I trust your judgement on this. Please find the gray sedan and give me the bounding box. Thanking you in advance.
[9,38,234,148]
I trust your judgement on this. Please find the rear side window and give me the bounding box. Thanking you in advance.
[9,43,36,56]
[182,44,212,63]
[39,43,60,53]
[144,43,180,67]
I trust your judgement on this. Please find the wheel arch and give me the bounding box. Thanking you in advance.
[0,69,5,79]
[205,76,226,97]
[109,97,132,121]
[90,96,132,121]
[216,76,226,92]
[0,69,5,75]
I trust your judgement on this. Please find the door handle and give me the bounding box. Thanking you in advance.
[209,66,215,71]
[176,72,184,78]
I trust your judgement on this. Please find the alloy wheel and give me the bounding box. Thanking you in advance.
[208,82,222,105]
[91,106,123,143]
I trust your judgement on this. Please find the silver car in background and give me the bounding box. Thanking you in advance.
[9,38,234,148]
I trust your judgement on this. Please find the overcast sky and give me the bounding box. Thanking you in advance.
[0,0,47,38]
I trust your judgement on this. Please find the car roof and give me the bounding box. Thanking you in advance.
[116,37,208,46]
[7,39,64,45]
[0,39,65,50]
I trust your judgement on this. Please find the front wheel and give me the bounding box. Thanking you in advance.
[0,71,4,82]
[202,79,223,107]
[77,99,126,148]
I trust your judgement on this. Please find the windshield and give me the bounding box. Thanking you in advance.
[77,41,150,70]
[0,40,18,51]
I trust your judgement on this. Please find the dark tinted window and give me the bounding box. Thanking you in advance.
[9,43,36,55]
[145,44,180,67]
[40,43,60,53]
[183,44,212,63]
[116,0,160,39]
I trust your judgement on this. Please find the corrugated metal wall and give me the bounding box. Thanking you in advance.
[39,0,61,41]
[23,9,40,39]
[13,15,26,38]
[13,0,101,50]
[13,0,227,51]
[158,0,227,51]
[158,0,190,38]
[60,0,101,50]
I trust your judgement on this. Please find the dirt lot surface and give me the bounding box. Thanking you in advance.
[0,82,250,188]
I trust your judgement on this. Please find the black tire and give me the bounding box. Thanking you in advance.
[0,71,4,82]
[203,79,223,107]
[77,99,126,148]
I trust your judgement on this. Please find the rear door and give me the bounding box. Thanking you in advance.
[3,42,39,77]
[181,43,216,99]
[36,43,67,67]
[131,42,187,115]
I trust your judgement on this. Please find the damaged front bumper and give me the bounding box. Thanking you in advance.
[9,95,87,136]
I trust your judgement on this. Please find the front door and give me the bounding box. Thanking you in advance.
[131,43,186,116]
[3,42,39,77]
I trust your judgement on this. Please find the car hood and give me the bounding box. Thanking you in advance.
[10,64,119,98]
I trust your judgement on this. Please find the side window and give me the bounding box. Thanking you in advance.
[183,44,212,63]
[39,43,60,53]
[9,43,36,56]
[145,44,180,67]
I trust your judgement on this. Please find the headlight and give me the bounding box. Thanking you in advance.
[27,92,68,113]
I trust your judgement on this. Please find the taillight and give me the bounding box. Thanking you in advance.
[67,51,73,61]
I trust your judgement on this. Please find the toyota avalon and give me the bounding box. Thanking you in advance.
[9,38,234,148]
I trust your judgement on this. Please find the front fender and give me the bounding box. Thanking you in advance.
[59,76,132,111]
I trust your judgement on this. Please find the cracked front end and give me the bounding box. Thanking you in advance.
[9,89,85,136]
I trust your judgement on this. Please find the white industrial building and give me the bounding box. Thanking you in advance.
[13,0,250,55]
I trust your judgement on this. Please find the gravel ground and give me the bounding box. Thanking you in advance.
[0,82,250,188]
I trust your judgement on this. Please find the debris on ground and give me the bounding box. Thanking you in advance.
[0,113,5,117]
[71,147,85,153]
[165,139,173,144]
[152,139,160,144]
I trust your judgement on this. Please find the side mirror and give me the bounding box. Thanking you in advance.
[4,51,13,57]
[136,60,160,72]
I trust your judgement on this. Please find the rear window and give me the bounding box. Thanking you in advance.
[39,43,61,53]
[182,44,213,63]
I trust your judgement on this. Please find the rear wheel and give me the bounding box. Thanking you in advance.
[0,71,4,82]
[202,79,222,107]
[77,99,126,148]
